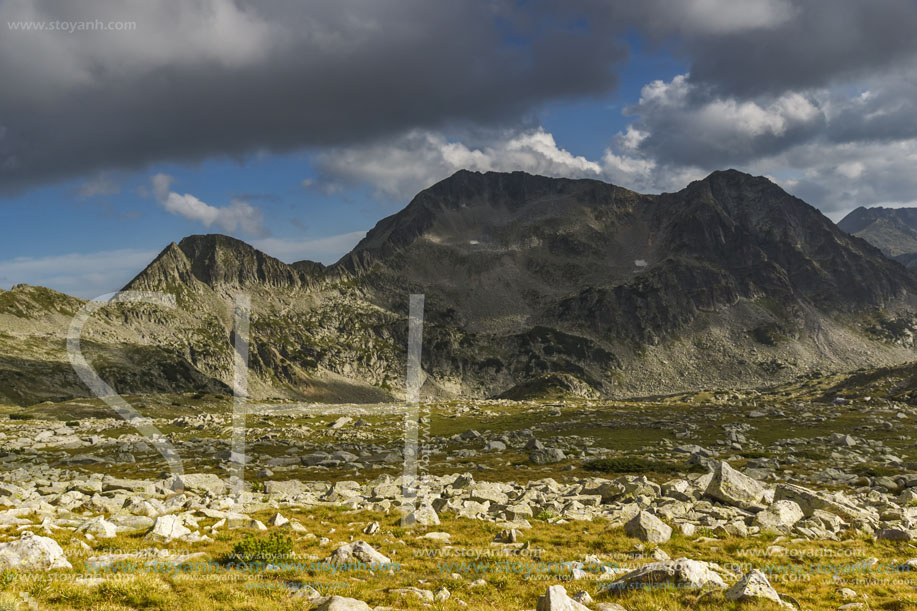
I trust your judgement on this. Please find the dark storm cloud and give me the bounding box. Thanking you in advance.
[5,0,917,203]
[566,0,917,190]
[822,72,917,145]
[0,0,625,193]
[617,0,917,98]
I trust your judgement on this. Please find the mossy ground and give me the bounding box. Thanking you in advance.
[2,506,916,610]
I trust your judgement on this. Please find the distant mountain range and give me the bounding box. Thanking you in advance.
[1,170,915,406]
[838,206,917,268]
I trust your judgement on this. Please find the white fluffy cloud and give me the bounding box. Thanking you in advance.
[305,63,917,218]
[749,138,917,216]
[310,128,603,201]
[151,173,267,237]
[589,69,917,214]
[306,122,713,199]
[622,73,825,167]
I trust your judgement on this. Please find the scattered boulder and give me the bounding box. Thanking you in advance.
[145,515,191,543]
[391,587,434,601]
[168,473,227,496]
[422,532,451,542]
[405,504,440,526]
[311,596,372,611]
[725,569,792,607]
[326,541,391,565]
[624,511,672,544]
[838,587,858,600]
[536,585,591,611]
[705,461,766,509]
[434,587,450,602]
[877,528,915,542]
[328,417,352,430]
[268,513,289,527]
[774,483,871,521]
[494,528,522,543]
[363,521,380,535]
[753,500,804,534]
[77,516,118,539]
[0,531,71,570]
[605,558,727,592]
[531,448,567,465]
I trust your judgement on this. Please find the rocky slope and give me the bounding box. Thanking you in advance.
[1,170,915,406]
[838,205,917,268]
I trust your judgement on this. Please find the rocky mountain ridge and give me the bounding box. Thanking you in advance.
[838,205,917,268]
[1,169,915,406]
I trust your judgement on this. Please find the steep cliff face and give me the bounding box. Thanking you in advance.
[1,170,915,406]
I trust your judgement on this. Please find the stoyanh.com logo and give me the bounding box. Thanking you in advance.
[7,19,136,33]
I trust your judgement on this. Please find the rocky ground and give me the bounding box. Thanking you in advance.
[1,374,917,609]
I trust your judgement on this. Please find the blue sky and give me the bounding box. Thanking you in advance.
[3,1,917,297]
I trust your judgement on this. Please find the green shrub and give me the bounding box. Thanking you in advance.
[0,569,15,588]
[738,450,771,459]
[229,532,293,561]
[793,448,827,461]
[583,457,704,474]
[852,463,899,478]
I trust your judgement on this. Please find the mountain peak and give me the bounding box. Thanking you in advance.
[424,168,587,199]
[177,233,254,255]
[838,205,917,261]
[338,170,623,270]
[687,169,785,197]
[125,234,323,292]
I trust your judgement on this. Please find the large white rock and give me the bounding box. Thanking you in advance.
[0,531,71,570]
[268,512,289,527]
[167,473,227,496]
[404,504,440,526]
[311,596,372,610]
[328,417,353,430]
[704,461,766,509]
[326,541,391,565]
[753,500,804,534]
[624,511,672,544]
[531,448,567,465]
[536,585,592,611]
[774,483,871,521]
[77,516,118,539]
[145,515,191,542]
[725,569,792,607]
[469,482,510,505]
[605,558,727,592]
